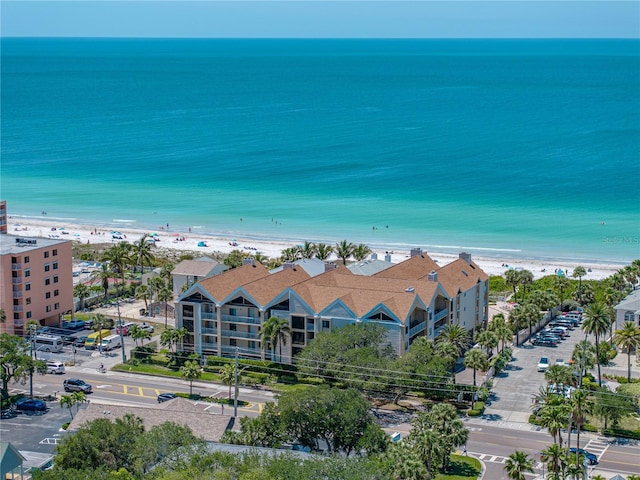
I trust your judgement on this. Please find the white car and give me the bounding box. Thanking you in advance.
[537,357,550,372]
[555,359,567,367]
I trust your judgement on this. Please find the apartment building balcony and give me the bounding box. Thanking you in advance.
[201,327,217,335]
[433,308,449,322]
[12,278,22,285]
[12,263,22,270]
[221,329,260,340]
[12,291,23,299]
[408,321,427,338]
[202,312,216,320]
[201,340,218,349]
[221,314,261,326]
[13,306,23,313]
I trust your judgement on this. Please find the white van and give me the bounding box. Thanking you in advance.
[100,334,122,351]
[46,361,65,375]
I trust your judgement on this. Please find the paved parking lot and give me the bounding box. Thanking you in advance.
[486,323,587,422]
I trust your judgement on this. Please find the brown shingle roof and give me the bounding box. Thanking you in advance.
[198,262,270,303]
[242,267,310,306]
[68,397,232,442]
[172,258,223,277]
[436,258,488,296]
[373,254,439,280]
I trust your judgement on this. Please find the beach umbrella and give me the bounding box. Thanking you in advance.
[74,233,81,237]
[150,233,158,237]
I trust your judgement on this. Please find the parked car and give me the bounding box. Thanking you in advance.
[46,361,65,374]
[157,393,177,403]
[63,378,92,393]
[16,398,47,412]
[537,357,550,372]
[62,320,86,330]
[569,448,598,465]
[555,359,567,367]
[139,323,154,333]
[73,336,88,348]
[60,335,76,346]
[548,327,568,338]
[115,322,136,336]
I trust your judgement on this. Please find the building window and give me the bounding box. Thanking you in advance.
[14,313,20,320]
[322,320,330,330]
[53,261,58,270]
[44,264,50,272]
[230,339,237,346]
[11,257,17,264]
[292,316,304,330]
[24,269,31,277]
[13,299,19,306]
[230,324,237,331]
[52,249,58,256]
[45,278,51,286]
[53,275,59,284]
[54,289,59,297]
[26,311,32,319]
[25,283,31,291]
[26,297,31,305]
[54,303,60,310]
[46,305,51,312]
[44,251,50,259]
[24,256,30,263]
[46,292,51,299]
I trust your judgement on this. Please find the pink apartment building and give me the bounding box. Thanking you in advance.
[0,235,74,335]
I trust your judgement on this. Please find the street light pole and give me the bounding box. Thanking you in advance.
[29,324,36,398]
[233,347,239,418]
[117,300,126,363]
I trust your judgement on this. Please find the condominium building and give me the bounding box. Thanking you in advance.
[0,235,74,335]
[176,250,488,364]
[0,200,7,235]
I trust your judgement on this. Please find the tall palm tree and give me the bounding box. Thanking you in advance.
[475,329,498,357]
[613,321,640,382]
[102,242,131,297]
[489,314,512,353]
[436,323,470,358]
[435,340,459,383]
[518,270,534,301]
[135,284,150,312]
[334,239,354,265]
[91,313,110,350]
[509,303,540,342]
[219,363,235,399]
[505,269,520,301]
[463,348,489,386]
[540,404,569,446]
[581,302,612,387]
[180,360,201,396]
[504,451,535,480]
[568,388,589,469]
[260,316,291,362]
[73,283,90,311]
[572,265,587,306]
[541,443,567,479]
[157,286,173,328]
[552,274,571,310]
[299,241,316,259]
[131,234,155,276]
[315,243,334,261]
[280,247,299,262]
[352,243,372,261]
[90,263,112,300]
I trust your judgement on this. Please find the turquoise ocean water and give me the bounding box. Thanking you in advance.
[1,38,639,263]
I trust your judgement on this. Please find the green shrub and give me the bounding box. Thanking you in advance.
[582,424,598,432]
[529,415,543,426]
[467,409,483,417]
[603,428,640,440]
[150,354,171,366]
[62,422,70,430]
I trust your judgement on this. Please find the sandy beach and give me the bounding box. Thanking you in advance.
[6,217,627,281]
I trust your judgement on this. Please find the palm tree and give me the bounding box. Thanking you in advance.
[260,316,291,362]
[545,365,577,390]
[518,270,534,300]
[463,348,489,386]
[280,247,299,262]
[135,284,150,312]
[73,283,90,311]
[90,263,112,300]
[352,243,371,261]
[435,340,459,383]
[489,314,512,353]
[315,243,333,261]
[436,323,470,358]
[541,443,567,479]
[157,286,173,328]
[180,360,201,396]
[505,269,520,301]
[219,363,235,399]
[529,289,559,315]
[475,329,498,357]
[131,234,155,276]
[129,324,151,347]
[582,301,612,387]
[299,241,316,259]
[613,321,640,382]
[540,404,569,446]
[60,394,75,420]
[102,242,131,297]
[334,239,354,265]
[552,274,571,310]
[567,388,589,469]
[509,303,540,343]
[91,313,109,351]
[504,451,535,480]
[572,265,587,306]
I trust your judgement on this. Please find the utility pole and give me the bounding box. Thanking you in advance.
[117,300,126,362]
[29,324,36,398]
[233,346,239,418]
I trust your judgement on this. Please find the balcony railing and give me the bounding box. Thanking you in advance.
[13,306,23,313]
[434,324,447,338]
[433,308,449,322]
[12,278,22,285]
[12,264,22,270]
[221,345,262,357]
[408,321,427,338]
[201,327,217,335]
[201,340,218,349]
[13,291,23,298]
[201,312,216,320]
[221,314,261,325]
[221,329,260,340]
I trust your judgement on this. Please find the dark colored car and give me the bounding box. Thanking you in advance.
[60,335,76,346]
[73,336,88,348]
[569,448,598,465]
[63,378,92,393]
[157,393,177,403]
[16,398,47,412]
[62,320,86,330]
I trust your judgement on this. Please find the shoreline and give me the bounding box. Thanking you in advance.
[5,217,628,281]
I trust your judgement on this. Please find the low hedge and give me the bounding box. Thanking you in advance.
[467,401,485,416]
[603,428,640,440]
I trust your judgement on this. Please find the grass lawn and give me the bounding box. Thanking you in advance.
[434,455,482,480]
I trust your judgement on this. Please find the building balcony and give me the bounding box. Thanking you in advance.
[433,308,449,322]
[201,327,217,335]
[201,340,218,349]
[221,314,261,325]
[202,312,216,320]
[408,321,427,338]
[12,263,22,270]
[12,291,23,298]
[221,329,260,340]
[13,306,23,313]
[12,278,22,285]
